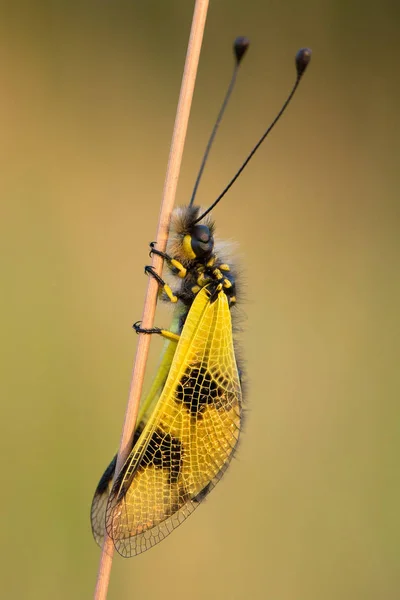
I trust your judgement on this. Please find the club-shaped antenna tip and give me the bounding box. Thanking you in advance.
[234,36,250,64]
[295,48,312,77]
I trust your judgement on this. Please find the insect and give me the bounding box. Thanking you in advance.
[91,39,311,557]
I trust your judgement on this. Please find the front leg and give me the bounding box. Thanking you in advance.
[149,242,187,279]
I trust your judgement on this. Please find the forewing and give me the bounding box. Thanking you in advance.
[106,286,242,557]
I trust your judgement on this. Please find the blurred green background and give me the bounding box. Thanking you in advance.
[1,1,399,598]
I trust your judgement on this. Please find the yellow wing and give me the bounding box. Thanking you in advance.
[106,285,242,557]
[90,330,179,546]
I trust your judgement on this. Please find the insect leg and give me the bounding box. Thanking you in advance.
[133,321,180,342]
[149,242,187,279]
[144,265,178,303]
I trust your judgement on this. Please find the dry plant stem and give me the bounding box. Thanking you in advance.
[94,1,210,598]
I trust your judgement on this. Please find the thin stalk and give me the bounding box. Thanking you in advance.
[93,1,210,598]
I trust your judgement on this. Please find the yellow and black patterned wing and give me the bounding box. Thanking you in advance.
[106,285,242,557]
[90,334,179,546]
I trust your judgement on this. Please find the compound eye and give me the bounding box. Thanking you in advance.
[193,225,210,243]
[191,225,214,258]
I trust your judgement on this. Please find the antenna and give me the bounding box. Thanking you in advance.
[194,47,312,223]
[188,36,250,207]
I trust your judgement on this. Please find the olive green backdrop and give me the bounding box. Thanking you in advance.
[1,1,399,599]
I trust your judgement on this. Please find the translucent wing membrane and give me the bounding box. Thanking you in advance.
[91,454,117,546]
[105,285,242,557]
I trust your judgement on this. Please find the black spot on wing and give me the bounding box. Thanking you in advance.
[175,365,230,418]
[139,428,184,485]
